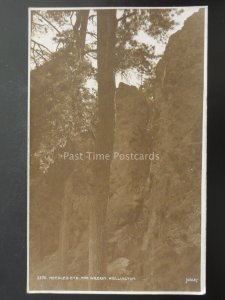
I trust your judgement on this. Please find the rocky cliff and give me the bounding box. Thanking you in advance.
[106,9,205,291]
[141,9,205,291]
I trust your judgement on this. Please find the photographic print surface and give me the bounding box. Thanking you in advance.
[28,6,207,294]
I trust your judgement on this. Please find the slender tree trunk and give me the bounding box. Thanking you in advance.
[58,190,70,273]
[79,11,89,57]
[73,10,89,58]
[88,9,116,290]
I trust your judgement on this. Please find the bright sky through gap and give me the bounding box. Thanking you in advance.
[31,7,200,89]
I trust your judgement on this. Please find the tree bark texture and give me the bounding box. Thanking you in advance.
[88,9,116,290]
[74,10,89,58]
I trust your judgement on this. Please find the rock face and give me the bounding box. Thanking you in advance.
[141,9,205,291]
[107,9,205,291]
[107,84,150,289]
[109,84,149,227]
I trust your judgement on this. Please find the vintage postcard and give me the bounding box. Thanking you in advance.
[27,6,207,294]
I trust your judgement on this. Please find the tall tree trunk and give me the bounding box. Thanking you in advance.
[58,185,70,274]
[88,9,116,290]
[79,11,89,57]
[73,10,89,58]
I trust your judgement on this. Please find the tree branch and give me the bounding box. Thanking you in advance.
[31,47,39,68]
[31,47,48,63]
[117,12,136,23]
[32,21,45,27]
[84,49,97,54]
[88,14,96,20]
[35,11,61,35]
[56,41,62,52]
[31,39,53,54]
[84,48,97,59]
[35,49,48,62]
[85,52,97,59]
[69,11,74,28]
[86,31,97,39]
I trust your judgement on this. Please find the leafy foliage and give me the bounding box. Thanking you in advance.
[31,48,96,172]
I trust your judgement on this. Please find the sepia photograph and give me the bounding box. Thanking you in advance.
[28,6,207,294]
